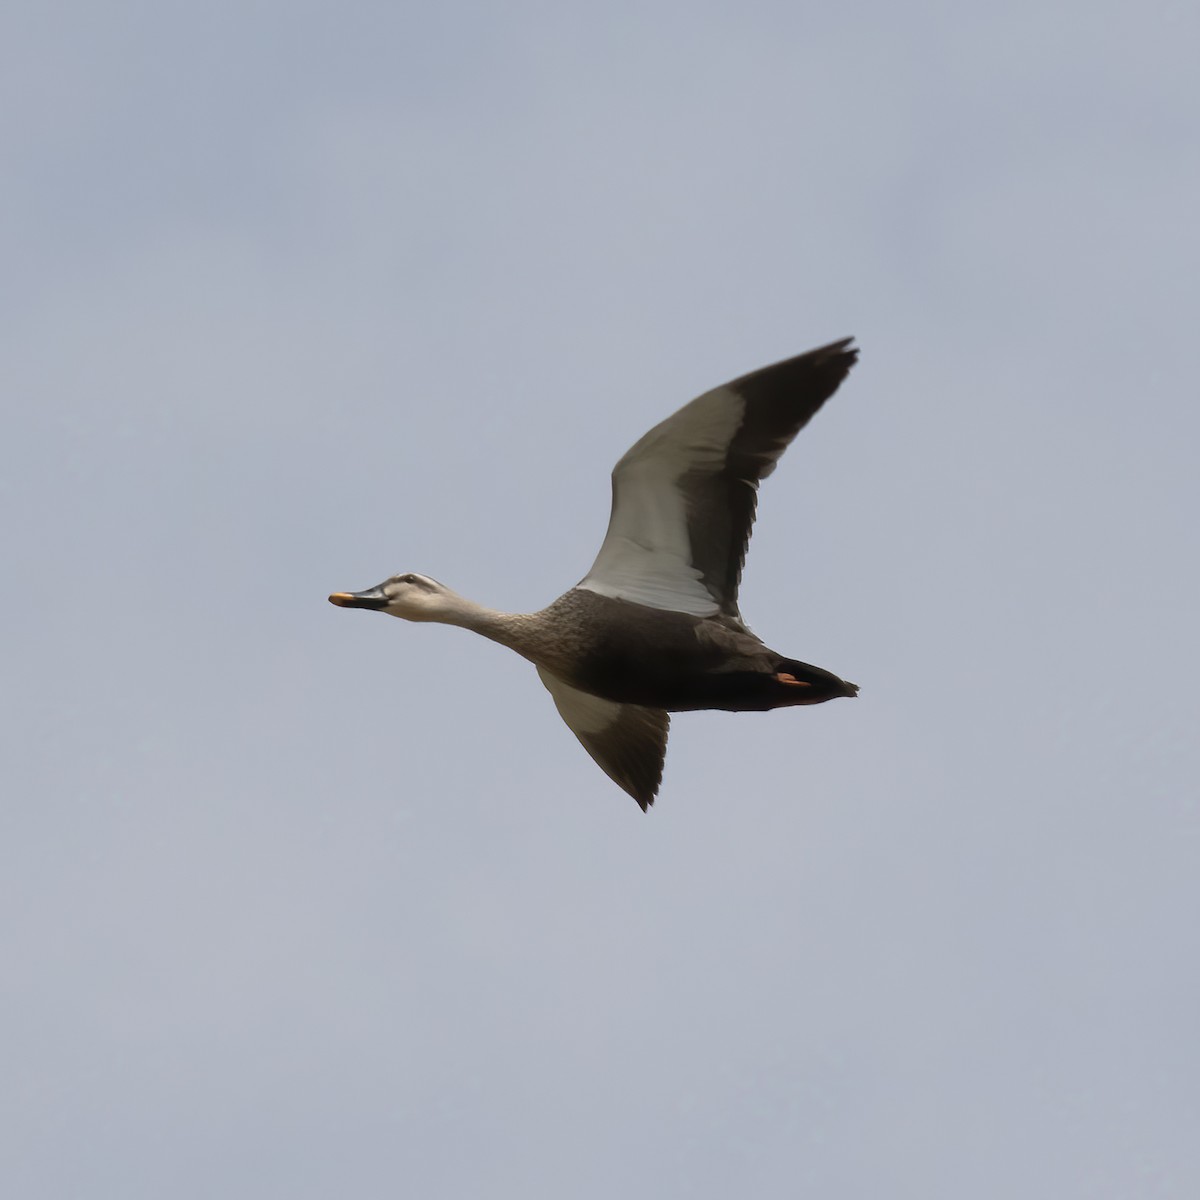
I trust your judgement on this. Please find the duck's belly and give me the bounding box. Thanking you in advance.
[542,593,775,712]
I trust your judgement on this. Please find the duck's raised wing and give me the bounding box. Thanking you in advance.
[537,667,669,811]
[578,338,858,623]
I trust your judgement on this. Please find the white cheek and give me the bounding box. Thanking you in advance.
[385,600,434,622]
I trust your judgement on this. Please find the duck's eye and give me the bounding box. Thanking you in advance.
[398,573,416,584]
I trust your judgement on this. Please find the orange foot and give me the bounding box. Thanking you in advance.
[775,673,812,687]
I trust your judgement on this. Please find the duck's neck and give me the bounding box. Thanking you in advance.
[431,591,536,655]
[425,588,584,680]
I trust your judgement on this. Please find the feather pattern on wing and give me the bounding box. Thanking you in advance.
[537,666,670,810]
[580,338,858,623]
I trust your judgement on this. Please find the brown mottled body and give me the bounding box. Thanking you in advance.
[509,591,857,713]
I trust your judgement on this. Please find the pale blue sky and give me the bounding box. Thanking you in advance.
[4,2,1199,1197]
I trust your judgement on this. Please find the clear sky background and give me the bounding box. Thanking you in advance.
[5,2,1199,1196]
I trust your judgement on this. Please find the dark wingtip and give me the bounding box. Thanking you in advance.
[820,336,859,369]
[810,336,859,372]
[727,337,859,408]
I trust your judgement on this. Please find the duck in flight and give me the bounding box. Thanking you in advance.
[330,338,860,810]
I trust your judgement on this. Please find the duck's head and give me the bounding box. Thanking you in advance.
[329,573,456,622]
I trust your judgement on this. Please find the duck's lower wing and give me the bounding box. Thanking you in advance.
[536,667,670,811]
